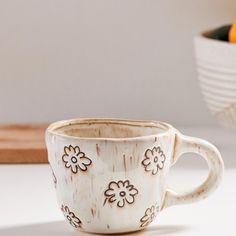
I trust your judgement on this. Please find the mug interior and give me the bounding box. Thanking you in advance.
[47,119,169,139]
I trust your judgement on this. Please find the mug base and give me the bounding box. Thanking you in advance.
[74,226,145,235]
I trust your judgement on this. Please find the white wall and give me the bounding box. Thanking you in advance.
[0,0,235,125]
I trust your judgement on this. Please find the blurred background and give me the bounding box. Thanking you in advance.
[1,0,236,126]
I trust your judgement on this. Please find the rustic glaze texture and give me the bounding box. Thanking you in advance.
[45,118,224,234]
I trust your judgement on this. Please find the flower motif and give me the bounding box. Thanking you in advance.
[140,203,159,227]
[142,146,166,175]
[62,145,92,174]
[104,180,138,208]
[61,205,82,228]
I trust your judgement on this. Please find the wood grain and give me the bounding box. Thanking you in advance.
[0,124,48,163]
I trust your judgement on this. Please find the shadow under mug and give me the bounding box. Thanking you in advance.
[45,118,224,234]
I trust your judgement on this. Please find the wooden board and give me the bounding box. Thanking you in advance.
[0,124,48,163]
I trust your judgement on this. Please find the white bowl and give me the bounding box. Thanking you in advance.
[194,30,236,130]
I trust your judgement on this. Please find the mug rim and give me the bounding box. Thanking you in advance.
[46,118,174,141]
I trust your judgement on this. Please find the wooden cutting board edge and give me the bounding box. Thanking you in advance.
[0,124,49,164]
[0,149,48,163]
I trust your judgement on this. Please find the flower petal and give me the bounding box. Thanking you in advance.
[80,156,92,166]
[70,220,77,228]
[117,180,125,188]
[142,158,151,166]
[140,214,149,223]
[160,154,166,162]
[77,152,85,158]
[62,154,69,163]
[108,181,119,191]
[78,156,91,171]
[152,146,160,155]
[158,162,164,169]
[117,199,125,208]
[65,162,71,168]
[73,216,81,224]
[152,166,158,175]
[68,145,75,152]
[108,195,117,203]
[74,146,80,154]
[145,163,154,171]
[141,219,151,227]
[140,222,147,227]
[64,206,70,214]
[69,212,75,218]
[146,208,152,215]
[145,149,153,158]
[125,194,134,204]
[129,188,138,196]
[79,164,87,171]
[71,165,78,174]
[123,180,130,187]
[104,188,115,197]
[64,146,71,155]
[126,184,133,191]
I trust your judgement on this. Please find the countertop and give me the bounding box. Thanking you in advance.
[0,126,235,235]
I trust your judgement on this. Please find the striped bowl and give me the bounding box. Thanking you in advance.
[194,31,236,130]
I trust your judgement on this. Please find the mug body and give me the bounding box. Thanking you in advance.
[46,118,175,234]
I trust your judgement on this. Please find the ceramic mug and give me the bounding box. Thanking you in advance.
[45,118,224,234]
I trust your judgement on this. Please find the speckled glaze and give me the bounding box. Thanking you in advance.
[45,118,224,234]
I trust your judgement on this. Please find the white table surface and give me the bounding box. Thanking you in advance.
[0,127,235,235]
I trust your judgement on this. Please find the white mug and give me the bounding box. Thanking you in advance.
[45,118,224,234]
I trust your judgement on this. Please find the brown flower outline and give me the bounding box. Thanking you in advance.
[61,205,82,228]
[62,145,92,174]
[104,180,138,208]
[140,203,159,227]
[142,146,166,175]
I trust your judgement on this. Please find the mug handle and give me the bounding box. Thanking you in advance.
[161,132,224,209]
